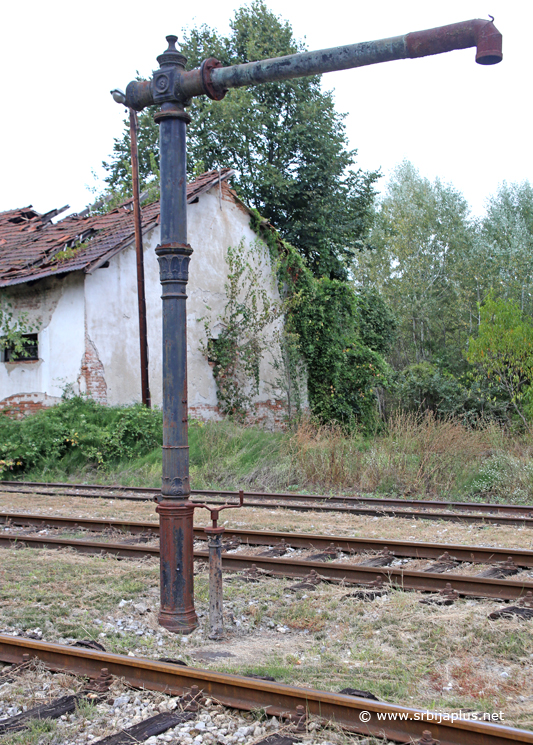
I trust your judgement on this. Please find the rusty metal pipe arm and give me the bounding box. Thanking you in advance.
[125,18,501,110]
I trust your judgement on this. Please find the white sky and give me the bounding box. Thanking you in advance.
[1,1,528,219]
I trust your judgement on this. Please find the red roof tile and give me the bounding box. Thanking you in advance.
[0,169,234,288]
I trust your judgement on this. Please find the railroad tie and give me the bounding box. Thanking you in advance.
[92,710,196,744]
[342,576,388,601]
[357,548,395,567]
[258,539,291,558]
[0,694,86,735]
[488,590,533,620]
[423,551,459,573]
[478,557,520,579]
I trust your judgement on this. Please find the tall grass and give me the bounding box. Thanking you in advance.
[288,412,520,501]
[1,399,532,502]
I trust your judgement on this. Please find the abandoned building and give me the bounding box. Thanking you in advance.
[0,169,287,425]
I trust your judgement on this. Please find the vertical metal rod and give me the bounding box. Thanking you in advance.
[129,108,151,408]
[206,530,224,640]
[154,90,198,632]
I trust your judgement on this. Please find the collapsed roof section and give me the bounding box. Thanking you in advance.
[0,168,234,288]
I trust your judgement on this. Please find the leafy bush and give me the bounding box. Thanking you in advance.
[391,360,515,427]
[467,293,533,432]
[464,453,533,504]
[0,396,162,477]
[393,362,465,416]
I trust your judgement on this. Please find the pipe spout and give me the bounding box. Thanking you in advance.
[406,18,502,65]
[120,18,502,110]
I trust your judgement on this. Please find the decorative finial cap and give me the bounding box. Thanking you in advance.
[157,35,187,69]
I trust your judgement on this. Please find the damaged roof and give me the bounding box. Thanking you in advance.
[0,168,234,288]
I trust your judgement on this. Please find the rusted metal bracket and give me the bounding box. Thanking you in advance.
[200,58,227,100]
[83,667,113,695]
[286,704,307,732]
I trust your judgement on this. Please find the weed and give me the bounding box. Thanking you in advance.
[75,697,98,721]
[1,718,57,745]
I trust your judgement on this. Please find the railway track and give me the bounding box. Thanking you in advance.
[0,634,531,745]
[2,480,533,527]
[2,510,533,567]
[1,516,532,600]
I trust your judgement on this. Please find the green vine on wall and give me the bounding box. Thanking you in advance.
[200,239,283,421]
[249,209,394,431]
[200,210,394,430]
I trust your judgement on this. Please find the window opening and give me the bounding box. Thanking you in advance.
[2,333,39,362]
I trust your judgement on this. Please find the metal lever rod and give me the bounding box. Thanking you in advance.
[197,491,244,639]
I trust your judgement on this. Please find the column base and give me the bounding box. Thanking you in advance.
[157,499,198,634]
[158,607,198,634]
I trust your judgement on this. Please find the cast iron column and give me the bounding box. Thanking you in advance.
[153,37,198,633]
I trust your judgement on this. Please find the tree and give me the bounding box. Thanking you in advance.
[467,293,533,431]
[356,161,475,372]
[102,1,379,280]
[474,181,533,315]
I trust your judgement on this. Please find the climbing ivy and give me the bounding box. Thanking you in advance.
[201,210,394,429]
[250,210,394,430]
[200,240,283,421]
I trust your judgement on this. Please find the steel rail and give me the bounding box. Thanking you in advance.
[0,532,531,600]
[2,511,533,567]
[2,480,532,516]
[0,635,529,745]
[2,488,533,527]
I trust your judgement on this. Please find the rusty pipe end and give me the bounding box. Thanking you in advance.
[406,18,502,65]
[475,19,502,65]
[125,80,154,111]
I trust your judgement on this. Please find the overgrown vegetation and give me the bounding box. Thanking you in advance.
[3,397,533,504]
[0,396,162,479]
[467,292,533,432]
[248,209,395,430]
[357,163,533,430]
[200,240,282,421]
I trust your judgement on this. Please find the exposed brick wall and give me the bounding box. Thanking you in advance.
[0,393,60,419]
[189,398,288,430]
[251,399,287,430]
[188,404,223,422]
[79,332,107,403]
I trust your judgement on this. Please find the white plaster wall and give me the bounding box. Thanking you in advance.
[84,185,283,414]
[0,273,85,404]
[84,236,161,406]
[187,188,283,414]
